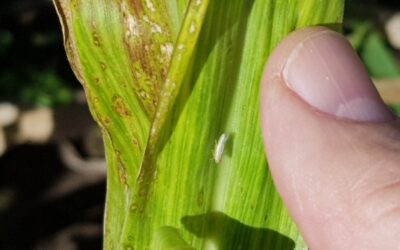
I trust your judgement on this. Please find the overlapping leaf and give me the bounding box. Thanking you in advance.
[53,0,344,249]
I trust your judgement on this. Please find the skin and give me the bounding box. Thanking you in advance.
[260,27,400,249]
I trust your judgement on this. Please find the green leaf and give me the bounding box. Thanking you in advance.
[152,226,196,250]
[391,104,400,116]
[360,31,400,78]
[347,21,372,50]
[53,0,344,249]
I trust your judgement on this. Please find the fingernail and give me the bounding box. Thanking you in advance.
[283,30,393,122]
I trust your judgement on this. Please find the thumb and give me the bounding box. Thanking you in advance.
[260,27,400,249]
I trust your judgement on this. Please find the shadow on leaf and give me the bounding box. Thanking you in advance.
[181,211,295,250]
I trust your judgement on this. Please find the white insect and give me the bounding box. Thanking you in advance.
[213,133,229,164]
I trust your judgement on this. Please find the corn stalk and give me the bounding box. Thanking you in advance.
[53,0,344,249]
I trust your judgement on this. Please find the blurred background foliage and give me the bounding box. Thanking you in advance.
[344,0,400,113]
[0,0,399,249]
[0,0,76,107]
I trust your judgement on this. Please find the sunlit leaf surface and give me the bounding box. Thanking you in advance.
[53,0,344,249]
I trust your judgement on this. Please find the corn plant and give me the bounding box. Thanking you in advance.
[53,0,344,249]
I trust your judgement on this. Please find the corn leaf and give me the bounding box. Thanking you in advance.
[360,31,400,78]
[53,0,344,249]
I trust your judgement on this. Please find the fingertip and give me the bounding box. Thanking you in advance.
[261,26,393,123]
[260,26,400,249]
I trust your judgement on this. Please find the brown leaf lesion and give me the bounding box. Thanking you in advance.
[119,0,175,118]
[112,95,132,118]
[131,0,144,16]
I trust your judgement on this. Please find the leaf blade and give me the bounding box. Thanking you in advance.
[53,0,344,249]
